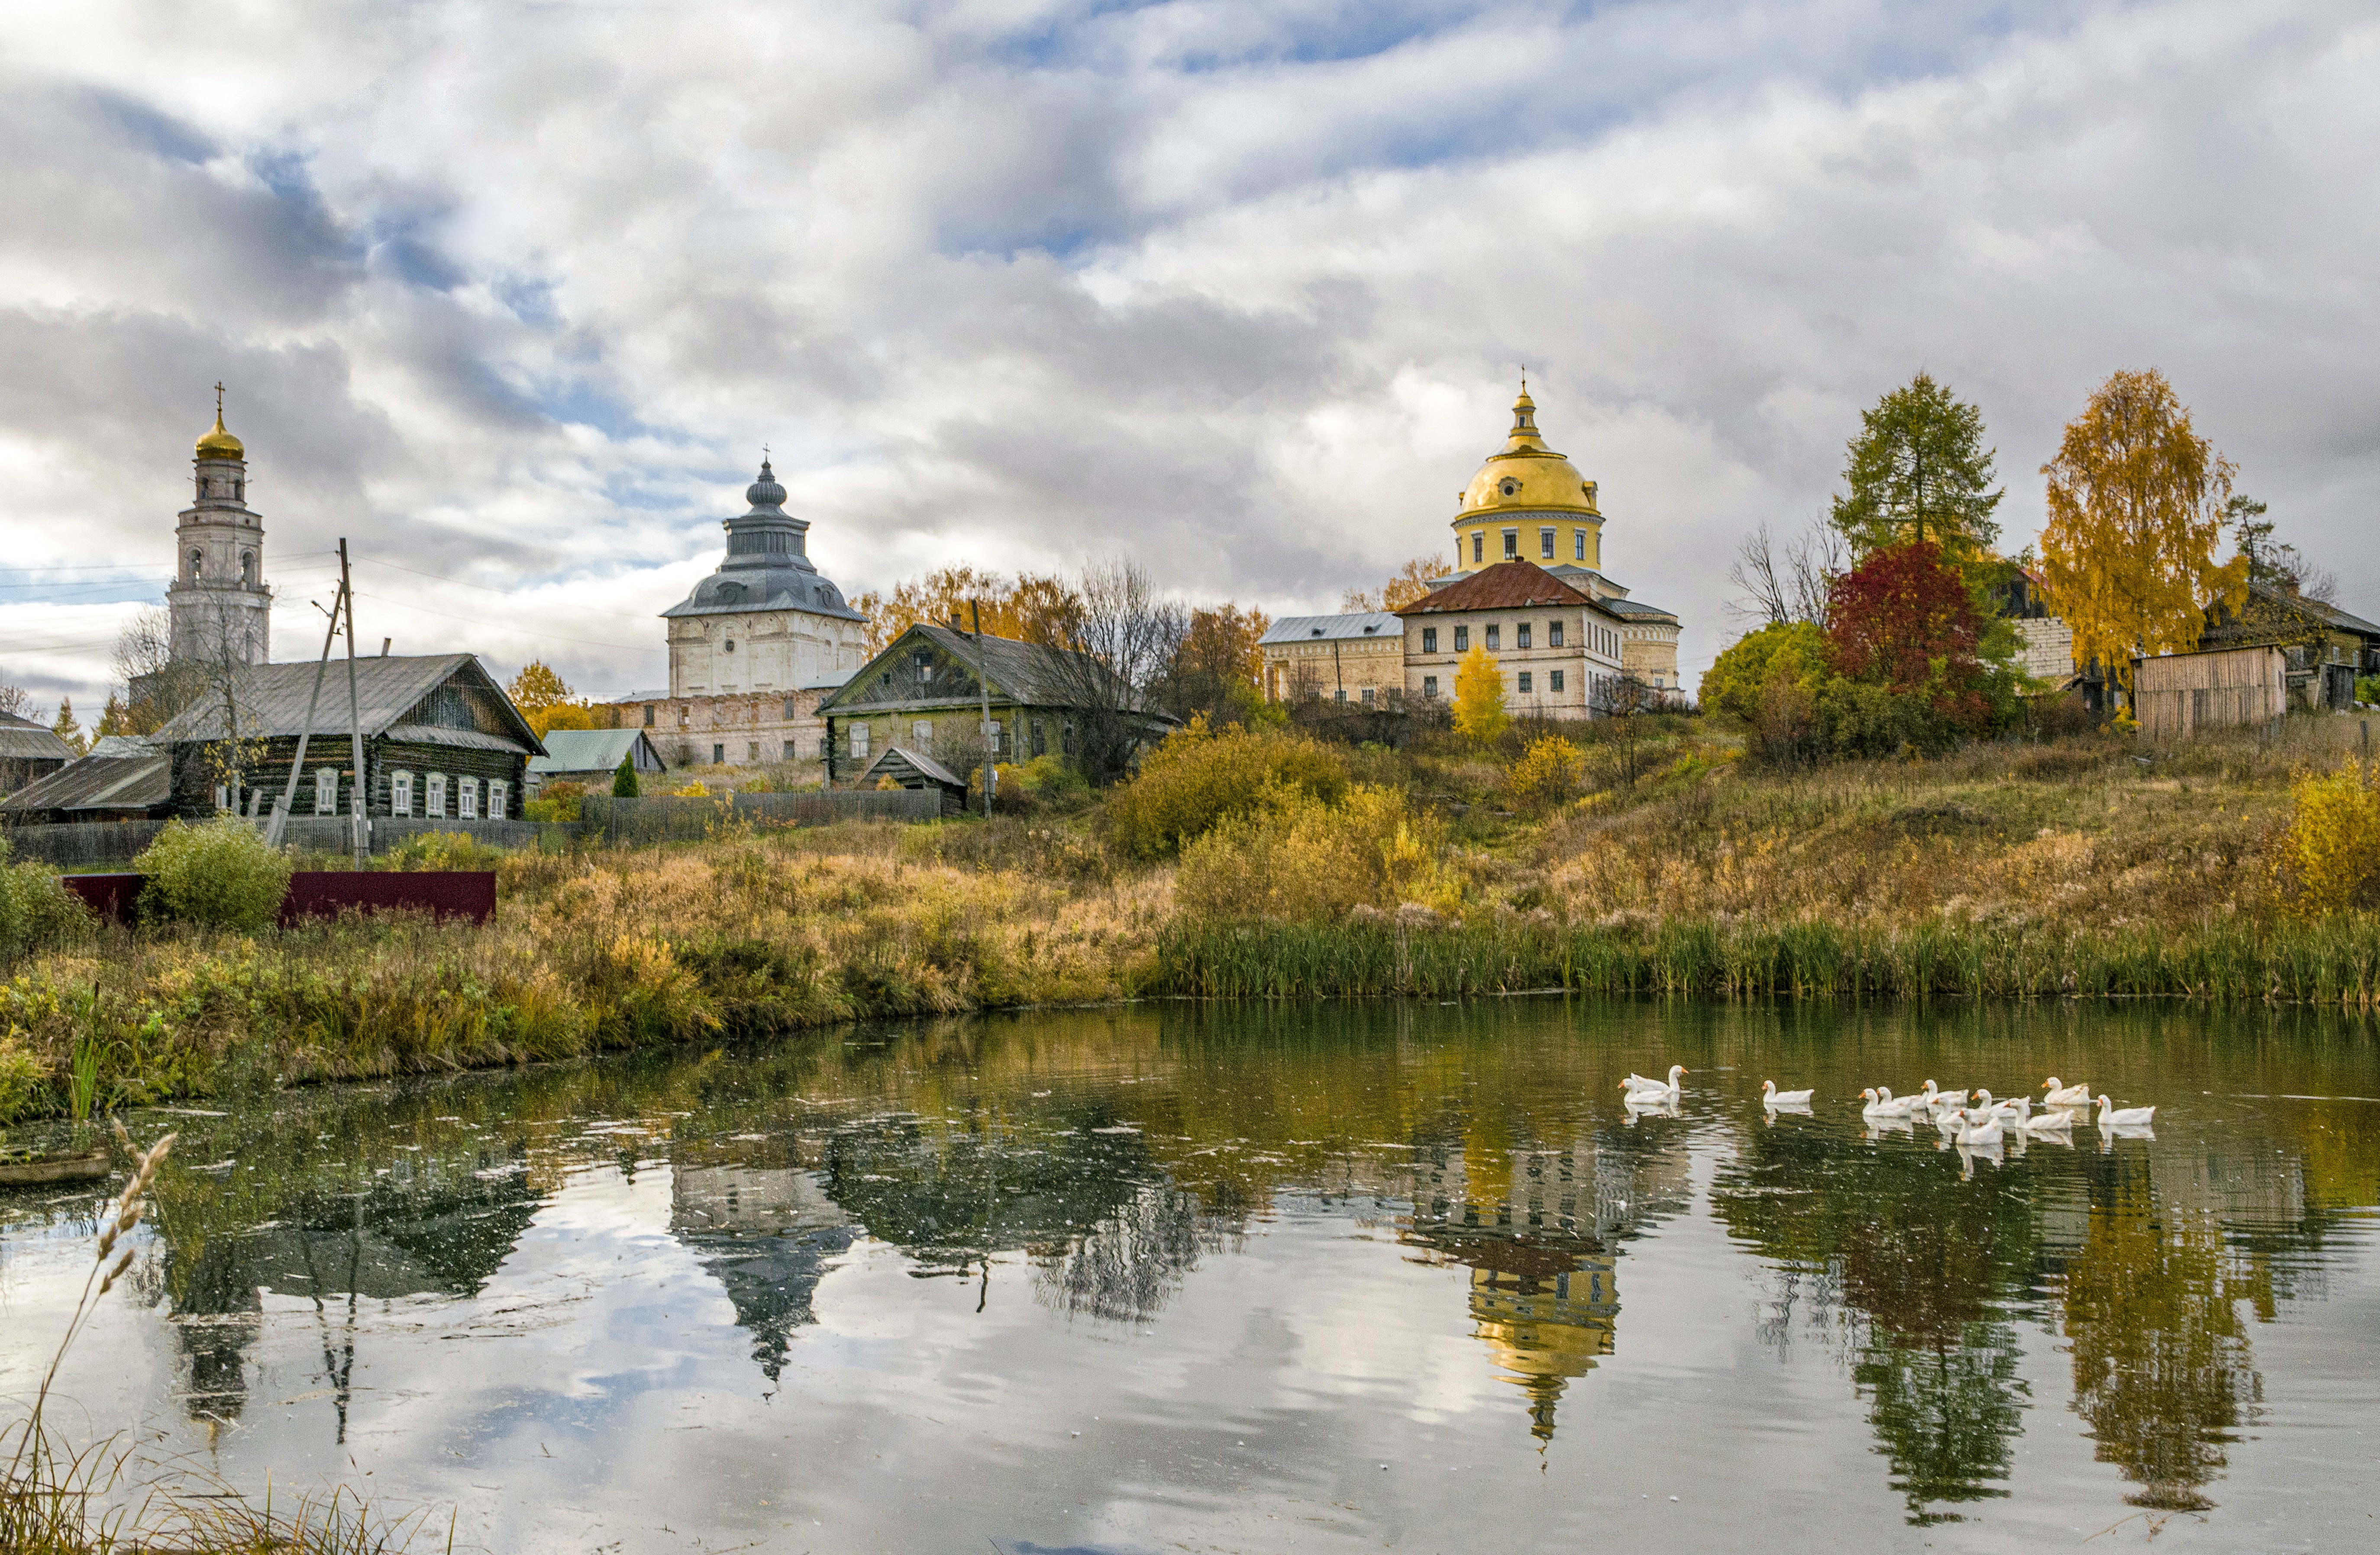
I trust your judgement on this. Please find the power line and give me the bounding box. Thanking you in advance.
[349,590,663,654]
[354,556,667,620]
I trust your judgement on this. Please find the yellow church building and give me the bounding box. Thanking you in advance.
[1262,387,1684,709]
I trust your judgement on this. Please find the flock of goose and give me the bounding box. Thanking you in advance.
[1617,1065,2158,1146]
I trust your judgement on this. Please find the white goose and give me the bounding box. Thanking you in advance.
[1762,1080,1815,1109]
[2020,1107,2075,1137]
[1971,1089,2023,1123]
[1623,1065,1687,1100]
[1954,1108,2005,1147]
[1916,1081,1963,1112]
[1860,1087,1918,1119]
[2095,1094,2157,1128]
[2041,1077,2092,1108]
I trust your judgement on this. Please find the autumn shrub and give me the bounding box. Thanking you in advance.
[524,779,586,823]
[1701,622,1826,725]
[378,829,510,872]
[0,842,91,961]
[133,818,293,932]
[2276,760,2380,917]
[1174,784,1455,923]
[0,1031,41,1124]
[1106,715,1348,858]
[2360,674,2380,707]
[1505,736,1587,807]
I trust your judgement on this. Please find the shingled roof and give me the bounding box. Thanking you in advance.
[147,654,545,755]
[1395,560,1615,617]
[0,710,77,764]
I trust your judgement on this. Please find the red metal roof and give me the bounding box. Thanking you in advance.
[1395,560,1598,615]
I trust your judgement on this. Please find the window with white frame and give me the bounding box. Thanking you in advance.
[426,774,447,816]
[1550,619,1565,646]
[1540,527,1555,559]
[1575,530,1586,561]
[1518,671,1533,694]
[314,766,336,814]
[850,723,870,759]
[459,778,478,819]
[1551,669,1565,692]
[1502,529,1518,559]
[1517,623,1532,649]
[1453,626,1469,652]
[1485,625,1500,651]
[1422,626,1437,653]
[1360,687,1376,706]
[393,771,413,816]
[488,780,508,819]
[1423,676,1439,699]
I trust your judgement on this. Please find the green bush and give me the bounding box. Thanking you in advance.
[2360,674,2379,707]
[378,830,510,872]
[1700,622,1826,724]
[0,1030,39,1125]
[1106,715,1349,858]
[0,838,93,959]
[134,817,294,931]
[612,755,640,797]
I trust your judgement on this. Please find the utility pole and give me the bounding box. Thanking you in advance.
[264,584,347,849]
[970,600,995,819]
[340,539,366,866]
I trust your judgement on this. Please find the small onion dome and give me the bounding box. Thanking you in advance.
[195,408,244,461]
[746,458,788,510]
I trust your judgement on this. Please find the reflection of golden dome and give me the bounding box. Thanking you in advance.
[195,410,244,461]
[1456,388,1595,516]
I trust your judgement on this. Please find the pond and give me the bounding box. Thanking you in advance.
[3,999,2376,1553]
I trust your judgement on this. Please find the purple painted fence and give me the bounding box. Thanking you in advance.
[281,872,496,925]
[61,873,145,923]
[60,871,495,926]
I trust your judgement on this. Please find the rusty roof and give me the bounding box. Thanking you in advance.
[1395,560,1602,616]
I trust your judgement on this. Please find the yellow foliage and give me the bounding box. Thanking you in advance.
[1174,784,1457,923]
[508,660,572,712]
[528,700,601,739]
[1452,645,1508,745]
[2038,368,2250,699]
[671,779,711,797]
[2277,760,2380,917]
[1105,713,1349,858]
[1506,735,1586,806]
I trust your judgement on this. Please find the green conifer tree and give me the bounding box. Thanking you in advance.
[1830,372,2003,561]
[612,754,640,797]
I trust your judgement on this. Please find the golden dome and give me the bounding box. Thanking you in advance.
[1456,387,1596,516]
[195,384,244,460]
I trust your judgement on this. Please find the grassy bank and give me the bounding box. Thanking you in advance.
[3,716,2378,1126]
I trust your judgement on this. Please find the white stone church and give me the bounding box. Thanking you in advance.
[611,459,869,768]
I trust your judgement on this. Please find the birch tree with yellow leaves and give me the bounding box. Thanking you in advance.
[2038,369,2249,708]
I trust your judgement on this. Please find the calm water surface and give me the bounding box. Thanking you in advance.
[3,1000,2376,1554]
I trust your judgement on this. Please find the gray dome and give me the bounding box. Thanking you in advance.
[661,456,864,623]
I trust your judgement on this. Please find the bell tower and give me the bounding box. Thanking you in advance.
[167,384,272,665]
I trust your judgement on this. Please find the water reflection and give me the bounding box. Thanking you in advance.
[2061,1186,2266,1510]
[2,998,2371,1542]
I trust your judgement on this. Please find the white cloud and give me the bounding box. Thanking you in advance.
[3,0,2375,710]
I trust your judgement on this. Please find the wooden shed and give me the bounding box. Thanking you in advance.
[2131,646,2287,740]
[858,744,969,816]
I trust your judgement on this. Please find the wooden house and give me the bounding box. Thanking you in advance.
[2200,583,2380,711]
[0,710,76,794]
[148,654,545,819]
[526,728,668,792]
[816,623,1172,787]
[0,752,174,825]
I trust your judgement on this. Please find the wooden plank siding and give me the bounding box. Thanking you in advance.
[170,734,531,819]
[2132,646,2287,741]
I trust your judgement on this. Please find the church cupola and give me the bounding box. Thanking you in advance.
[722,455,810,568]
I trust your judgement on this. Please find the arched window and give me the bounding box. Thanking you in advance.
[189,549,204,578]
[240,551,256,584]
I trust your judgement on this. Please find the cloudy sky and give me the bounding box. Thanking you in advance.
[3,0,2375,711]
